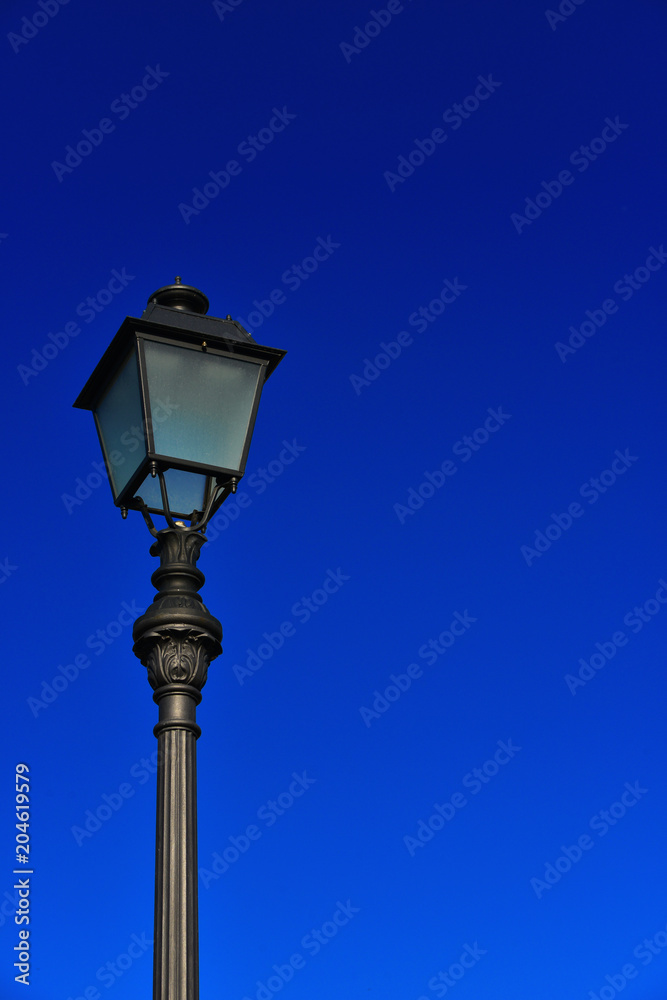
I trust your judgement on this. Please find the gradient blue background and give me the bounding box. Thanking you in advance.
[2,1,667,998]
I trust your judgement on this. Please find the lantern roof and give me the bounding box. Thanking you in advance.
[74,280,286,412]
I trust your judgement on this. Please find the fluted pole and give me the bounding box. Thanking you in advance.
[132,527,222,1000]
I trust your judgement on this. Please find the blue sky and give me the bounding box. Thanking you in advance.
[3,1,667,998]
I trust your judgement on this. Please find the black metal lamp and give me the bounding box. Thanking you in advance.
[74,277,285,526]
[73,279,286,1000]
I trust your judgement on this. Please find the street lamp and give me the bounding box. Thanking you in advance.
[74,278,286,1000]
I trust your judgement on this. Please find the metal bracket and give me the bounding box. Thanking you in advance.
[131,468,236,538]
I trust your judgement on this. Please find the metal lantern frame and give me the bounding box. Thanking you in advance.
[74,295,286,523]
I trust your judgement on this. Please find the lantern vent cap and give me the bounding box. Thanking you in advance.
[147,277,209,315]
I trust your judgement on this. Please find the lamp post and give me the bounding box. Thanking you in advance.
[74,279,286,1000]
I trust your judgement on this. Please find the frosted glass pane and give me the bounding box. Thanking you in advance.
[143,340,262,473]
[133,468,208,516]
[95,349,145,497]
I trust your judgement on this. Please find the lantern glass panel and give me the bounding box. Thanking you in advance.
[95,348,145,499]
[133,468,209,517]
[143,340,263,473]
